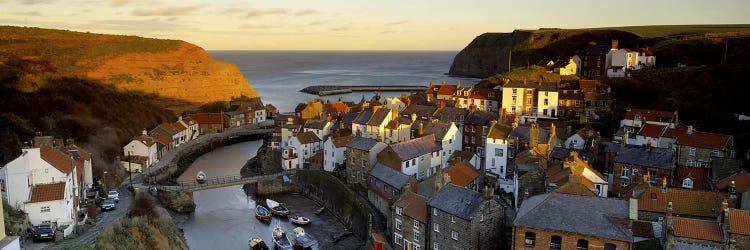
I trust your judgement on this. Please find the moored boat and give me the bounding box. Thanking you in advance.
[290,215,310,225]
[256,205,272,222]
[292,227,319,250]
[266,199,290,216]
[196,171,207,184]
[248,237,269,250]
[272,225,293,250]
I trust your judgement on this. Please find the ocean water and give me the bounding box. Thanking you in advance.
[209,51,477,112]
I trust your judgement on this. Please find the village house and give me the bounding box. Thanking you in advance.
[565,122,598,150]
[149,122,184,148]
[385,96,406,112]
[578,43,612,79]
[547,151,608,197]
[225,111,245,127]
[462,110,498,160]
[188,113,227,134]
[553,57,577,75]
[300,99,325,119]
[351,108,374,138]
[425,81,440,103]
[422,120,461,167]
[512,149,548,208]
[175,116,200,142]
[501,81,538,117]
[367,163,417,225]
[323,135,354,172]
[579,80,613,119]
[709,158,744,190]
[363,106,395,142]
[383,115,412,144]
[345,137,387,186]
[392,192,428,250]
[447,151,480,171]
[467,87,501,112]
[633,184,727,221]
[280,123,302,148]
[442,161,481,192]
[281,146,298,170]
[557,89,585,121]
[509,122,561,156]
[666,215,725,249]
[674,126,734,168]
[303,118,332,142]
[616,108,678,144]
[513,192,633,250]
[486,119,513,180]
[265,104,278,119]
[288,131,322,169]
[122,131,158,167]
[401,104,437,123]
[452,85,472,109]
[428,184,503,250]
[236,102,267,125]
[433,106,468,131]
[436,81,459,101]
[612,145,675,196]
[377,134,443,180]
[536,82,558,119]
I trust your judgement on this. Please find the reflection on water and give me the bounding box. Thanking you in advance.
[177,141,262,183]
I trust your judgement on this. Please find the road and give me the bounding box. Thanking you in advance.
[43,181,135,250]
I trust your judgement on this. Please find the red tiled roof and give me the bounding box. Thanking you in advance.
[66,145,91,161]
[173,122,188,131]
[40,145,73,174]
[579,80,597,91]
[638,186,726,218]
[437,84,457,95]
[716,171,750,193]
[468,88,500,100]
[155,134,172,145]
[188,113,225,125]
[553,179,596,196]
[135,134,156,147]
[671,217,724,242]
[446,161,479,187]
[672,165,708,190]
[676,131,731,150]
[729,209,750,236]
[393,192,428,223]
[29,182,66,203]
[624,108,676,123]
[638,123,666,138]
[327,102,350,114]
[662,124,688,138]
[332,135,355,147]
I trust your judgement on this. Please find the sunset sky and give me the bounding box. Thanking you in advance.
[2,0,749,50]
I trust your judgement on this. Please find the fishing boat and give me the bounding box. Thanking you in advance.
[266,199,290,216]
[313,207,325,215]
[196,171,207,184]
[272,225,293,250]
[292,227,320,250]
[290,215,310,225]
[255,205,272,222]
[248,237,269,250]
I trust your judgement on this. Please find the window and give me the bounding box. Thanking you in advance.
[395,218,402,231]
[414,220,420,229]
[412,159,416,165]
[414,229,420,241]
[620,167,630,177]
[689,147,696,156]
[394,233,403,246]
[433,208,438,216]
[577,239,589,250]
[433,223,440,232]
[495,148,504,157]
[396,206,403,215]
[682,178,694,189]
[451,231,458,240]
[512,89,517,95]
[40,206,51,213]
[543,109,548,115]
[450,216,455,223]
[512,96,517,105]
[544,99,549,105]
[414,245,421,250]
[480,214,484,222]
[491,158,495,166]
[687,160,695,167]
[604,243,616,250]
[712,150,721,157]
[433,242,439,250]
[550,235,562,250]
[632,168,639,176]
[524,232,536,246]
[698,160,709,168]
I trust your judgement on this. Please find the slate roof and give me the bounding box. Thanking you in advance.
[402,104,437,118]
[347,137,381,151]
[538,82,558,92]
[671,217,724,242]
[295,132,321,144]
[422,121,452,141]
[675,131,731,150]
[40,145,74,174]
[435,107,468,124]
[510,126,551,144]
[729,209,750,236]
[504,81,538,89]
[429,184,484,221]
[559,91,584,100]
[716,171,750,193]
[514,192,633,242]
[710,158,744,182]
[304,119,328,130]
[582,44,611,56]
[448,151,476,165]
[342,112,359,125]
[390,134,441,161]
[370,163,410,190]
[225,111,243,116]
[624,108,676,123]
[464,110,498,126]
[354,109,374,125]
[446,162,479,187]
[367,108,391,126]
[632,220,655,238]
[614,146,674,169]
[394,192,428,223]
[29,182,66,203]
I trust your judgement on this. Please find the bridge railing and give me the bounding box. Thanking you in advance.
[157,170,295,191]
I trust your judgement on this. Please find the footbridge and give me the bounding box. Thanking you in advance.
[153,170,294,192]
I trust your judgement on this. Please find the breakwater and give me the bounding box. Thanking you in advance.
[300,85,427,96]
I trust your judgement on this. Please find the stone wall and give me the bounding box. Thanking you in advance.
[513,226,632,250]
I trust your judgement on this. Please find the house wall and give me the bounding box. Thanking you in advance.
[323,139,346,172]
[485,138,509,178]
[429,207,473,250]
[198,123,224,134]
[25,199,74,226]
[676,144,728,168]
[392,212,426,250]
[536,91,559,118]
[635,135,660,148]
[0,151,31,209]
[502,88,530,115]
[512,226,632,250]
[440,124,462,167]
[25,149,68,185]
[346,144,386,185]
[612,162,672,196]
[384,125,411,144]
[565,134,586,150]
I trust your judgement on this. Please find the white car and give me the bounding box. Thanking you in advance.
[107,190,120,203]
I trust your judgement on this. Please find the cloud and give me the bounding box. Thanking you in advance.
[238,23,285,30]
[245,8,320,18]
[20,0,55,4]
[223,7,245,14]
[306,21,325,26]
[11,11,42,16]
[133,5,204,16]
[329,26,350,31]
[111,0,135,6]
[381,30,397,34]
[385,20,408,26]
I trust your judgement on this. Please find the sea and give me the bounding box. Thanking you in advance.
[208,51,478,112]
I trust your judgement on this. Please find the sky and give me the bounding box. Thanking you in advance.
[1,0,749,50]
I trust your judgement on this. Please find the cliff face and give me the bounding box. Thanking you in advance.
[449,29,641,78]
[0,26,258,104]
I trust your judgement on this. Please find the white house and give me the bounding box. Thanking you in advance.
[485,121,513,179]
[615,108,678,143]
[363,106,394,142]
[377,134,443,180]
[467,88,501,112]
[385,97,406,112]
[560,151,608,197]
[564,125,597,150]
[303,119,332,142]
[323,136,354,172]
[281,146,299,170]
[422,121,462,167]
[123,132,158,167]
[280,124,302,148]
[536,82,558,118]
[288,132,322,169]
[25,181,76,226]
[176,116,200,141]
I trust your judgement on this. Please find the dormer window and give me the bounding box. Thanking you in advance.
[682,178,694,189]
[488,92,494,98]
[396,206,403,215]
[635,114,641,120]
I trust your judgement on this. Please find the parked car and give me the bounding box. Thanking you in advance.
[107,190,120,203]
[32,223,56,242]
[101,198,117,211]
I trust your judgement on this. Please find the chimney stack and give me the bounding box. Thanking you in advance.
[411,113,417,122]
[629,198,639,220]
[499,108,507,124]
[529,123,539,148]
[687,125,694,135]
[418,122,424,137]
[611,39,619,50]
[666,201,673,216]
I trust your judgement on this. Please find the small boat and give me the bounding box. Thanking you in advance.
[313,207,324,215]
[196,171,206,184]
[290,215,310,225]
[248,237,269,250]
[266,199,289,216]
[255,205,272,222]
[292,227,320,250]
[272,225,293,250]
